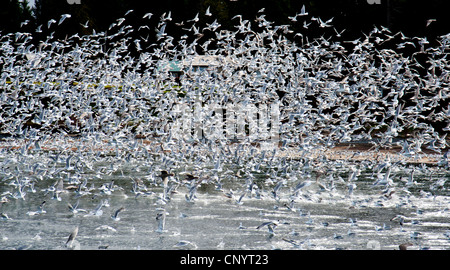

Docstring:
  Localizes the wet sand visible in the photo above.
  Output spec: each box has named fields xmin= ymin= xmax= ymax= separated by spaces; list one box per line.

xmin=277 ymin=143 xmax=443 ymax=165
xmin=1 ymin=137 xmax=444 ymax=166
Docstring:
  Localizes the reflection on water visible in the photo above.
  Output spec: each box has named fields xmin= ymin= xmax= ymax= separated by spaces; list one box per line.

xmin=1 ymin=155 xmax=449 ymax=250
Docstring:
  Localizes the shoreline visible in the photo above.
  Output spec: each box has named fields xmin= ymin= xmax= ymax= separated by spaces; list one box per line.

xmin=1 ymin=137 xmax=445 ymax=166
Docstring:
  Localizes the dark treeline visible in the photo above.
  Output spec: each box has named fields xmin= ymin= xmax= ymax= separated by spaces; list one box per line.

xmin=1 ymin=0 xmax=449 ymax=42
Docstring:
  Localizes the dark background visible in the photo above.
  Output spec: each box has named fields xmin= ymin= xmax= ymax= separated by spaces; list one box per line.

xmin=1 ymin=0 xmax=448 ymax=43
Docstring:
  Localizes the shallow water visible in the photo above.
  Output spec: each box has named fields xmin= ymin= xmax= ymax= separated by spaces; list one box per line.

xmin=1 ymin=156 xmax=449 ymax=250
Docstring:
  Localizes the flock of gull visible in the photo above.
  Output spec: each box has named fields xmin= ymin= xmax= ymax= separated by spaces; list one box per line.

xmin=0 ymin=7 xmax=449 ymax=250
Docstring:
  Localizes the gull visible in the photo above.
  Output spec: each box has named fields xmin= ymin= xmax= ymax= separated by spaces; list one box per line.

xmin=80 ymin=20 xmax=89 ymax=28
xmin=68 ymin=200 xmax=87 ymax=214
xmin=1 ymin=213 xmax=12 ymax=220
xmin=124 ymin=9 xmax=134 ymax=16
xmin=347 ymin=229 xmax=356 ymax=237
xmin=99 ymin=180 xmax=115 ymax=195
xmin=188 ymin=13 xmax=200 ymax=23
xmin=222 ymin=189 xmax=235 ymax=199
xmin=347 ymin=183 xmax=357 ymax=197
xmin=235 ymin=190 xmax=247 ymax=205
xmin=161 ymin=11 xmax=172 ymax=22
xmin=373 ymin=166 xmax=393 ymax=186
xmin=66 ymin=226 xmax=79 ymax=249
xmin=143 ymin=13 xmax=153 ymax=19
xmin=238 ymin=222 xmax=247 ymax=229
xmin=426 ymin=19 xmax=436 ymax=27
xmin=402 ymin=168 xmax=417 ymax=187
xmin=282 ymin=238 xmax=303 ymax=249
xmin=231 ymin=14 xmax=243 ymax=24
xmin=159 ymin=170 xmax=173 ymax=187
xmin=271 ymin=180 xmax=284 ymax=200
xmin=205 ymin=6 xmax=212 ymax=16
xmin=20 ymin=20 xmax=30 ymax=28
xmin=116 ymin=17 xmax=126 ymax=26
xmin=410 ymin=232 xmax=421 ymax=240
xmin=155 ymin=210 xmax=167 ymax=233
xmin=203 ymin=19 xmax=221 ymax=32
xmin=47 ymin=19 xmax=56 ymax=29
xmin=156 ymin=23 xmax=167 ymax=41
xmin=184 ymin=173 xmax=199 ymax=182
xmin=390 ymin=215 xmax=407 ymax=226
xmin=344 ymin=37 xmax=360 ymax=44
xmin=109 ymin=22 xmax=117 ymax=30
xmin=185 ymin=182 xmax=198 ymax=203
xmin=288 ymin=14 xmax=299 ymax=22
xmin=134 ymin=39 xmax=142 ymax=51
xmin=174 ymin=240 xmax=198 ymax=249
xmin=299 ymin=5 xmax=308 ymax=16
xmin=65 ymin=154 xmax=74 ymax=170
xmin=430 ymin=178 xmax=447 ymax=191
xmin=95 ymin=225 xmax=117 ymax=232
xmin=292 ymin=180 xmax=312 ymax=197
xmin=111 ymin=207 xmax=125 ymax=221
xmin=58 ymin=14 xmax=71 ymax=25
xmin=334 ymin=28 xmax=346 ymax=37
xmin=26 ymin=201 xmax=47 ymax=216
xmin=303 ymin=20 xmax=311 ymax=29
xmin=317 ymin=17 xmax=333 ymax=28
xmin=75 ymin=179 xmax=90 ymax=197
xmin=86 ymin=200 xmax=105 ymax=216
xmin=256 ymin=220 xmax=279 ymax=235
xmin=366 ymin=240 xmax=381 ymax=250
xmin=397 ymin=41 xmax=416 ymax=49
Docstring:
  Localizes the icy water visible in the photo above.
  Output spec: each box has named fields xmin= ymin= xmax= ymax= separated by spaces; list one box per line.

xmin=1 ymin=153 xmax=449 ymax=250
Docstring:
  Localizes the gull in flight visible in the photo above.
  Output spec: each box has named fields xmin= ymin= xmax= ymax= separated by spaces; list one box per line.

xmin=47 ymin=19 xmax=56 ymax=28
xmin=143 ymin=13 xmax=153 ymax=19
xmin=257 ymin=220 xmax=280 ymax=235
xmin=59 ymin=14 xmax=72 ymax=25
xmin=66 ymin=226 xmax=79 ymax=249
xmin=205 ymin=6 xmax=212 ymax=16
xmin=111 ymin=207 xmax=125 ymax=221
